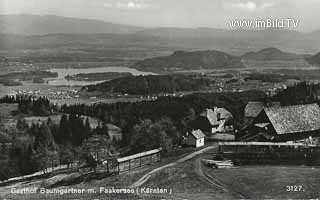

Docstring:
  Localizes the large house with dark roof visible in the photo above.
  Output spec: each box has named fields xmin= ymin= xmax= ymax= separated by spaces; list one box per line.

xmin=189 ymin=107 xmax=234 ymax=135
xmin=241 ymin=103 xmax=320 ymax=142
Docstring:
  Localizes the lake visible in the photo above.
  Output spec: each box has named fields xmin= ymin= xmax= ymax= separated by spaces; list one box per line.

xmin=47 ymin=67 xmax=156 ymax=86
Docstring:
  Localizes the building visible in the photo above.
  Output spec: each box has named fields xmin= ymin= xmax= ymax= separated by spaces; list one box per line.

xmin=116 ymin=148 xmax=161 ymax=172
xmin=244 ymin=101 xmax=265 ymax=122
xmin=241 ymin=103 xmax=320 ymax=142
xmin=244 ymin=101 xmax=281 ymax=125
xmin=106 ymin=124 xmax=123 ymax=141
xmin=186 ymin=129 xmax=205 ymax=147
xmin=190 ymin=107 xmax=234 ymax=134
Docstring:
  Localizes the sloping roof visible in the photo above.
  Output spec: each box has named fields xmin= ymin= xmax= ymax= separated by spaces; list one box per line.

xmin=264 ymin=103 xmax=320 ymax=135
xmin=254 ymin=123 xmax=270 ymax=128
xmin=200 ymin=108 xmax=233 ymax=126
xmin=190 ymin=129 xmax=205 ymax=139
xmin=245 ymin=102 xmax=264 ymax=118
xmin=117 ymin=148 xmax=162 ymax=163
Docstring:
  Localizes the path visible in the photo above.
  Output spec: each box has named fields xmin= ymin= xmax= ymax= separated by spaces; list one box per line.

xmin=131 ymin=145 xmax=217 ymax=188
xmin=194 ymin=158 xmax=247 ymax=199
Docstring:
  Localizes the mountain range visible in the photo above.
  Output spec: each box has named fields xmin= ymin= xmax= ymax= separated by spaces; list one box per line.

xmin=0 ymin=14 xmax=143 ymax=35
xmin=0 ymin=14 xmax=320 ymax=59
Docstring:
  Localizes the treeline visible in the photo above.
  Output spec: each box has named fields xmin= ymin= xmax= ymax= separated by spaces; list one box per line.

xmin=0 ymin=70 xmax=58 ymax=81
xmin=0 ymin=95 xmax=55 ymax=116
xmin=0 ymin=114 xmax=112 ymax=180
xmin=62 ymin=90 xmax=267 ymax=153
xmin=272 ymin=82 xmax=320 ymax=106
xmin=82 ymin=75 xmax=215 ymax=95
xmin=245 ymin=73 xmax=300 ymax=83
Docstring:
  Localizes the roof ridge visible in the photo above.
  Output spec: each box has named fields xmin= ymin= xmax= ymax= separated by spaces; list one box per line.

xmin=265 ymin=103 xmax=319 ymax=111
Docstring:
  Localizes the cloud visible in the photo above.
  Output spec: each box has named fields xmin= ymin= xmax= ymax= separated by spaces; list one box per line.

xmin=228 ymin=1 xmax=275 ymax=12
xmin=238 ymin=1 xmax=257 ymax=11
xmin=103 ymin=0 xmax=150 ymax=10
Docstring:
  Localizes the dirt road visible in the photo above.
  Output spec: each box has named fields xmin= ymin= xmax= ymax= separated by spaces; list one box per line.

xmin=195 ymin=158 xmax=247 ymax=199
xmin=131 ymin=145 xmax=217 ymax=188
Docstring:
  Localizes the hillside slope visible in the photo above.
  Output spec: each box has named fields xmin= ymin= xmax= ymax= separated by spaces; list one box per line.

xmin=307 ymin=52 xmax=320 ymax=66
xmin=241 ymin=48 xmax=307 ymax=61
xmin=133 ymin=50 xmax=244 ymax=73
xmin=81 ymin=75 xmax=215 ymax=95
xmin=0 ymin=14 xmax=144 ymax=35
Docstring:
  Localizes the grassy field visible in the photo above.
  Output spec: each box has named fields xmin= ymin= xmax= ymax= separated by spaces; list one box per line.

xmin=1 ymin=140 xmax=319 ymax=200
xmin=203 ymin=165 xmax=320 ymax=199
xmin=0 ymin=147 xmax=203 ymax=200
xmin=138 ymin=157 xmax=239 ymax=200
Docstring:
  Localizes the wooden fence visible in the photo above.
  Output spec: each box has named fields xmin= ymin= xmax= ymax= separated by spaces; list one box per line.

xmin=217 ymin=142 xmax=320 ymax=165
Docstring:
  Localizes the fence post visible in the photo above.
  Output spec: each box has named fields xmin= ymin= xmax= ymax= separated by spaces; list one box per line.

xmin=129 ymin=160 xmax=131 ymax=170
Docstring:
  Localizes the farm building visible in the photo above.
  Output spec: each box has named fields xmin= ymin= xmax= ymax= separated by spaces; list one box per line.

xmin=244 ymin=101 xmax=280 ymax=125
xmin=186 ymin=129 xmax=205 ymax=147
xmin=240 ymin=103 xmax=320 ymax=142
xmin=190 ymin=107 xmax=234 ymax=134
xmin=107 ymin=123 xmax=122 ymax=141
xmin=115 ymin=148 xmax=161 ymax=172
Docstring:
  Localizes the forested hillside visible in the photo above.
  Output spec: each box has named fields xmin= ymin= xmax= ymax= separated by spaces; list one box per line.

xmin=82 ymin=75 xmax=215 ymax=95
xmin=133 ymin=50 xmax=244 ymax=73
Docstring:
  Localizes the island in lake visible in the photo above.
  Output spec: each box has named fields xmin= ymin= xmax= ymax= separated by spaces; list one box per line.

xmin=65 ymin=72 xmax=133 ymax=82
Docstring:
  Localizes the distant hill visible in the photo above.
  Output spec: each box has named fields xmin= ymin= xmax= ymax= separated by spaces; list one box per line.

xmin=133 ymin=50 xmax=244 ymax=73
xmin=0 ymin=14 xmax=144 ymax=35
xmin=81 ymin=75 xmax=215 ymax=95
xmin=307 ymin=52 xmax=320 ymax=66
xmin=241 ymin=48 xmax=307 ymax=61
xmin=135 ymin=28 xmax=320 ymax=55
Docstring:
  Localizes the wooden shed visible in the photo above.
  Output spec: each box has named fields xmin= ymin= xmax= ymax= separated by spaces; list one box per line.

xmin=116 ymin=148 xmax=161 ymax=172
xmin=186 ymin=129 xmax=205 ymax=148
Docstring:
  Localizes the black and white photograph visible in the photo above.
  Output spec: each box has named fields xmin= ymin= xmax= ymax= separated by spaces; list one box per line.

xmin=0 ymin=0 xmax=320 ymax=199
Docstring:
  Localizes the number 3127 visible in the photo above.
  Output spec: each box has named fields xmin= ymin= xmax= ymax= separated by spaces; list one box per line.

xmin=286 ymin=185 xmax=303 ymax=192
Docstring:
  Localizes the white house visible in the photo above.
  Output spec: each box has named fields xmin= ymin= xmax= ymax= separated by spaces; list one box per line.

xmin=186 ymin=129 xmax=205 ymax=148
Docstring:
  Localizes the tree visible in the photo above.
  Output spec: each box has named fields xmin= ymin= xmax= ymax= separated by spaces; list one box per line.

xmin=84 ymin=118 xmax=92 ymax=138
xmin=59 ymin=144 xmax=75 ymax=168
xmin=57 ymin=114 xmax=71 ymax=144
xmin=81 ymin=134 xmax=112 ymax=172
xmin=129 ymin=118 xmax=178 ymax=154
xmin=31 ymin=123 xmax=59 ymax=173
xmin=16 ymin=119 xmax=28 ymax=131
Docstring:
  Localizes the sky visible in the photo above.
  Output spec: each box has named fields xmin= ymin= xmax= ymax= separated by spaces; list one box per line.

xmin=1 ymin=0 xmax=320 ymax=31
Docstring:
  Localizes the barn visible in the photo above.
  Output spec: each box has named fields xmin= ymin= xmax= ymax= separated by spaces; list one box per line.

xmin=240 ymin=103 xmax=320 ymax=142
xmin=186 ymin=129 xmax=205 ymax=147
xmin=244 ymin=101 xmax=280 ymax=125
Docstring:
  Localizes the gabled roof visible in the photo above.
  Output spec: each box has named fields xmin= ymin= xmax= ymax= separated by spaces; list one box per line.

xmin=200 ymin=107 xmax=233 ymax=126
xmin=245 ymin=101 xmax=264 ymax=118
xmin=190 ymin=129 xmax=205 ymax=139
xmin=245 ymin=101 xmax=280 ymax=118
xmin=264 ymin=103 xmax=320 ymax=135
